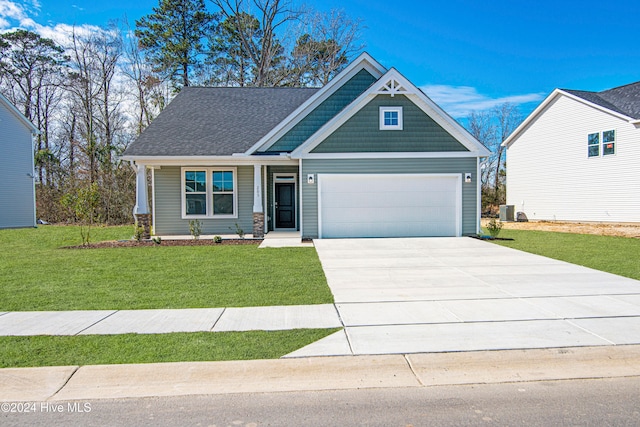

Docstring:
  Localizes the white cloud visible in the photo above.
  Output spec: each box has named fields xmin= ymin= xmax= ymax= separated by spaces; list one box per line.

xmin=0 ymin=0 xmax=31 ymax=29
xmin=421 ymin=84 xmax=545 ymax=118
xmin=0 ymin=1 xmax=103 ymax=47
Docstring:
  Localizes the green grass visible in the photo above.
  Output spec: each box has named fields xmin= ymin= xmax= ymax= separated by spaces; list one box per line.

xmin=0 ymin=225 xmax=333 ymax=311
xmin=487 ymin=229 xmax=640 ymax=280
xmin=0 ymin=329 xmax=340 ymax=368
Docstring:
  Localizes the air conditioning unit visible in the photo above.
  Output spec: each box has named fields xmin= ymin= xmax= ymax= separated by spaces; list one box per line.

xmin=499 ymin=205 xmax=514 ymax=222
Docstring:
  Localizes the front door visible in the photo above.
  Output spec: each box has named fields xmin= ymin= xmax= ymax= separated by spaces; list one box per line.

xmin=275 ymin=182 xmax=296 ymax=229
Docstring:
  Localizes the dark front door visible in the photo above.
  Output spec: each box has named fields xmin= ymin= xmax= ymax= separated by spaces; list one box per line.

xmin=275 ymin=182 xmax=296 ymax=229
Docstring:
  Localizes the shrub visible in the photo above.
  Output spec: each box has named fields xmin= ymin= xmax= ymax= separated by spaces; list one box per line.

xmin=486 ymin=218 xmax=503 ymax=238
xmin=189 ymin=220 xmax=202 ymax=240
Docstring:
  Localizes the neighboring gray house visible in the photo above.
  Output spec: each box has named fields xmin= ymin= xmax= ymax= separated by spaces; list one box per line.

xmin=122 ymin=53 xmax=490 ymax=239
xmin=503 ymin=81 xmax=640 ymax=223
xmin=0 ymin=93 xmax=38 ymax=229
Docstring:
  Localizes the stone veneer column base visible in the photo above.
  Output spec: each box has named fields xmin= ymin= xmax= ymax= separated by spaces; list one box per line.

xmin=135 ymin=213 xmax=152 ymax=240
xmin=253 ymin=213 xmax=265 ymax=238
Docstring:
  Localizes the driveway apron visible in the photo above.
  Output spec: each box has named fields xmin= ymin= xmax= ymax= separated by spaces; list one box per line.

xmin=286 ymin=237 xmax=640 ymax=357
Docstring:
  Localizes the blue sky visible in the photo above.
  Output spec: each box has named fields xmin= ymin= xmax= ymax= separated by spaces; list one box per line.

xmin=2 ymin=0 xmax=639 ymax=119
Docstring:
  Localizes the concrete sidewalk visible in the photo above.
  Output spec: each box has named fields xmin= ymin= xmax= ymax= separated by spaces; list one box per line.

xmin=0 ymin=305 xmax=341 ymax=336
xmin=2 ymin=345 xmax=640 ymax=402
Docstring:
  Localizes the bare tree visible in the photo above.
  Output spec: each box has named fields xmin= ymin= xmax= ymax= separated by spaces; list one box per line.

xmin=290 ymin=9 xmax=364 ymax=86
xmin=0 ymin=29 xmax=68 ymax=185
xmin=212 ymin=0 xmax=302 ymax=86
xmin=492 ymin=103 xmax=520 ymax=195
xmin=467 ymin=103 xmax=521 ymax=213
xmin=121 ymin=20 xmax=168 ymax=134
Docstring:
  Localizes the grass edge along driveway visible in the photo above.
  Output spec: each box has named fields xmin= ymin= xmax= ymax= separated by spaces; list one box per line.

xmin=488 ymin=228 xmax=640 ymax=281
xmin=0 ymin=226 xmax=333 ymax=311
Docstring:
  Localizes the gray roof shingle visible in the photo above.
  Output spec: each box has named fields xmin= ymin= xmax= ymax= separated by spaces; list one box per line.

xmin=123 ymin=86 xmax=319 ymax=157
xmin=564 ymin=81 xmax=640 ymax=120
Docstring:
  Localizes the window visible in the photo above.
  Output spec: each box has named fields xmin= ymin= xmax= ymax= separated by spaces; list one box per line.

xmin=602 ymin=130 xmax=615 ymax=155
xmin=379 ymin=107 xmax=403 ymax=130
xmin=182 ymin=168 xmax=237 ymax=218
xmin=588 ymin=130 xmax=616 ymax=157
xmin=588 ymin=132 xmax=600 ymax=157
xmin=212 ymin=171 xmax=234 ymax=215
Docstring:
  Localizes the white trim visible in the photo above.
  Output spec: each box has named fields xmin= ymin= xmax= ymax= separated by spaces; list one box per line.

xmin=373 ymin=77 xmax=409 ymax=97
xmin=299 ymin=158 xmax=304 ymax=238
xmin=379 ymin=106 xmax=403 ymax=130
xmin=316 ymin=173 xmax=462 ymax=238
xmin=272 ymin=173 xmax=298 ymax=230
xmin=245 ymin=53 xmax=387 ymax=154
xmin=133 ymin=163 xmax=149 ymax=215
xmin=120 ymin=155 xmax=298 ymax=166
xmin=476 ymin=158 xmax=482 ymax=235
xmin=253 ymin=164 xmax=263 ymax=213
xmin=299 ymin=151 xmax=486 ymax=160
xmin=262 ymin=165 xmax=268 ymax=234
xmin=180 ymin=167 xmax=238 ymax=219
xmin=151 ymin=168 xmax=156 ymax=235
xmin=503 ymin=89 xmax=636 ymax=148
xmin=291 ymin=68 xmax=491 ymax=159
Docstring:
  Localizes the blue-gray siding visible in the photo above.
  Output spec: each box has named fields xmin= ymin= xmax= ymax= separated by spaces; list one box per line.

xmin=264 ymin=69 xmax=377 ymax=153
xmin=311 ymin=95 xmax=468 ymax=153
xmin=300 ymin=158 xmax=478 ymax=239
xmin=153 ymin=166 xmax=254 ymax=235
xmin=0 ymin=104 xmax=35 ymax=229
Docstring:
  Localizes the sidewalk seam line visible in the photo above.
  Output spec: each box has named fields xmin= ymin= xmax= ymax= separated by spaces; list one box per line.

xmin=403 ymin=354 xmax=424 ymax=386
xmin=332 ymin=303 xmax=355 ymax=355
xmin=48 ymin=366 xmax=80 ymax=401
xmin=210 ymin=308 xmax=226 ymax=331
xmin=565 ymin=319 xmax=617 ymax=345
xmin=74 ymin=310 xmax=119 ymax=336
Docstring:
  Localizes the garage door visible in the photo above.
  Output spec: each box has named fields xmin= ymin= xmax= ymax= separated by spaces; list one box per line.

xmin=318 ymin=174 xmax=461 ymax=238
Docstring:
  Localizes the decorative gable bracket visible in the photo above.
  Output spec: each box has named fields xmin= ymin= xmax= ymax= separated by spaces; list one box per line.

xmin=374 ymin=77 xmax=408 ymax=97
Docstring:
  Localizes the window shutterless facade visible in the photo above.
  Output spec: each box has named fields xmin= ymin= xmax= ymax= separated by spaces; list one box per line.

xmin=379 ymin=106 xmax=403 ymax=130
xmin=181 ymin=167 xmax=237 ymax=218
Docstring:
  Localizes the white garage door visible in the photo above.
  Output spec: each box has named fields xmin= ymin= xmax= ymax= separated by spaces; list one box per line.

xmin=318 ymin=174 xmax=461 ymax=238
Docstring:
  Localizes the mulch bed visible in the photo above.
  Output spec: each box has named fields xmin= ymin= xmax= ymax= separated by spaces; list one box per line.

xmin=63 ymin=239 xmax=263 ymax=249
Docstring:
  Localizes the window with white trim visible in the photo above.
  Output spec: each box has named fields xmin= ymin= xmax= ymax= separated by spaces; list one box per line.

xmin=379 ymin=106 xmax=403 ymax=130
xmin=587 ymin=130 xmax=616 ymax=157
xmin=182 ymin=167 xmax=237 ymax=218
xmin=602 ymin=130 xmax=615 ymax=155
xmin=587 ymin=132 xmax=600 ymax=157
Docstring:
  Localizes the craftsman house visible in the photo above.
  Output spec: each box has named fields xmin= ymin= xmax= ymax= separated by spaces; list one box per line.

xmin=122 ymin=53 xmax=490 ymax=239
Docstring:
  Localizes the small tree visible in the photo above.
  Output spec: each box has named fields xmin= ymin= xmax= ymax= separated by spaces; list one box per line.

xmin=61 ymin=183 xmax=101 ymax=246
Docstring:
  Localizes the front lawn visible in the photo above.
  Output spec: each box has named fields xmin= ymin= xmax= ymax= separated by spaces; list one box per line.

xmin=488 ymin=229 xmax=640 ymax=281
xmin=0 ymin=329 xmax=339 ymax=368
xmin=0 ymin=226 xmax=333 ymax=311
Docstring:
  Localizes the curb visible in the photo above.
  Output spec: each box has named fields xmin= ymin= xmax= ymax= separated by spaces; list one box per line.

xmin=2 ymin=345 xmax=640 ymax=402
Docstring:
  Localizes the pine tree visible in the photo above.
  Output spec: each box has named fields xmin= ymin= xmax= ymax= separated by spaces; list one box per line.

xmin=135 ymin=0 xmax=215 ymax=88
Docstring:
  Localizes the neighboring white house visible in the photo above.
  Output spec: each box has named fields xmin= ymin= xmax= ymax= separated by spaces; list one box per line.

xmin=503 ymin=81 xmax=640 ymax=223
xmin=0 ymin=93 xmax=39 ymax=229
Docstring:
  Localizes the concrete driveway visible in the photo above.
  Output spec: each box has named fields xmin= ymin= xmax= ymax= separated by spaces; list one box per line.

xmin=286 ymin=237 xmax=640 ymax=357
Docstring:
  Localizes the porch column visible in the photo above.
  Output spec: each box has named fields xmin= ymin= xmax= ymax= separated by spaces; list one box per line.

xmin=252 ymin=164 xmax=265 ymax=238
xmin=133 ymin=162 xmax=151 ymax=239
